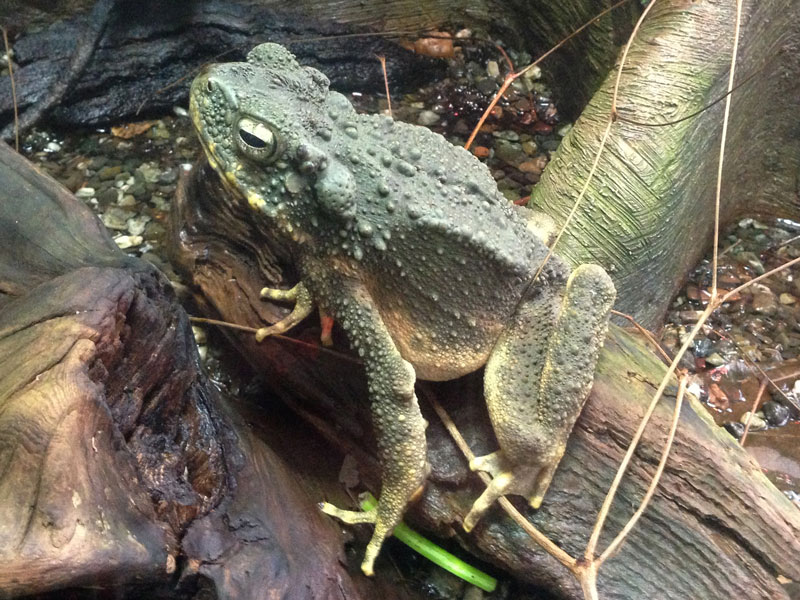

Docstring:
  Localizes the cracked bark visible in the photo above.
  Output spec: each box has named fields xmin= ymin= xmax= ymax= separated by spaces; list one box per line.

xmin=0 ymin=141 xmax=368 ymax=600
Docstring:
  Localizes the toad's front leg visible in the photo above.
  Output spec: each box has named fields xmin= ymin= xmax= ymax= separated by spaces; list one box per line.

xmin=465 ymin=263 xmax=615 ymax=531
xmin=318 ymin=280 xmax=429 ymax=575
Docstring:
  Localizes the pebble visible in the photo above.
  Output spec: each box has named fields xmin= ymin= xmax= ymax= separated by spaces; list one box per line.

xmin=75 ymin=186 xmax=96 ymax=199
xmin=739 ymin=411 xmax=768 ymax=431
xmin=113 ymin=234 xmax=143 ymax=249
xmin=521 ymin=140 xmax=537 ymax=155
xmin=127 ymin=215 xmax=151 ymax=236
xmin=493 ymin=140 xmax=527 ymax=167
xmin=486 ymin=60 xmax=500 ymax=78
xmin=724 ymin=422 xmax=745 ymax=439
xmin=750 ymin=284 xmax=778 ymax=316
xmin=99 ymin=187 xmax=120 ymax=205
xmin=518 ymin=157 xmax=547 ymax=176
xmin=780 ymin=293 xmax=796 ymax=304
xmin=734 ymin=251 xmax=765 ymax=274
xmin=762 ymin=401 xmax=791 ymax=427
xmin=98 ymin=165 xmax=122 ymax=180
xmin=417 ymin=110 xmax=440 ymax=126
xmin=493 ymin=130 xmax=520 ymax=141
xmin=101 ymin=207 xmax=131 ymax=230
xmin=118 ymin=194 xmax=137 ymax=208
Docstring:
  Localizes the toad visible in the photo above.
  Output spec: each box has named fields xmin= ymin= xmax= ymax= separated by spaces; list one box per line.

xmin=189 ymin=43 xmax=615 ymax=575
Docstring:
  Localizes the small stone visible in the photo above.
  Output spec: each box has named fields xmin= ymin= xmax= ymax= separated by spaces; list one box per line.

xmin=705 ymin=352 xmax=726 ymax=366
xmin=557 ymin=123 xmax=573 ymax=137
xmin=750 ymin=283 xmax=778 ymax=315
xmin=89 ymin=156 xmax=108 ymax=170
xmin=101 ymin=207 xmax=131 ymax=230
xmin=541 ymin=139 xmax=561 ymax=152
xmin=518 ymin=156 xmax=547 ymax=176
xmin=75 ymin=187 xmax=96 ymax=199
xmin=98 ymin=165 xmax=122 ymax=180
xmin=113 ymin=234 xmax=143 ymax=249
xmin=521 ymin=140 xmax=537 ymax=155
xmin=127 ymin=215 xmax=151 ymax=236
xmin=158 ymin=168 xmax=178 ymax=184
xmin=118 ymin=194 xmax=137 ymax=208
xmin=137 ymin=163 xmax=161 ymax=184
xmin=45 ymin=141 xmax=61 ymax=153
xmin=417 ymin=110 xmax=440 ymax=127
xmin=471 ymin=146 xmax=490 ymax=159
xmin=98 ymin=187 xmax=120 ymax=205
xmin=692 ymin=338 xmax=714 ymax=358
xmin=733 ymin=251 xmax=765 ymax=274
xmin=493 ymin=140 xmax=527 ymax=167
xmin=780 ymin=293 xmax=796 ymax=304
xmin=476 ymin=77 xmax=497 ymax=95
xmin=521 ymin=64 xmax=542 ymax=81
xmin=762 ymin=401 xmax=790 ymax=427
xmin=486 ymin=60 xmax=500 ymax=78
xmin=740 ymin=411 xmax=768 ymax=431
xmin=150 ymin=194 xmax=170 ymax=211
xmin=724 ymin=422 xmax=745 ymax=439
xmin=492 ymin=130 xmax=520 ymax=141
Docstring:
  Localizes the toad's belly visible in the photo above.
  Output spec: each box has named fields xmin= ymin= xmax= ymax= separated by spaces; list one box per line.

xmin=378 ymin=298 xmax=511 ymax=382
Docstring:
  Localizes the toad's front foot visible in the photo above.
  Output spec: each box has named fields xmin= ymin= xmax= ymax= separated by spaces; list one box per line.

xmin=255 ymin=281 xmax=313 ymax=341
xmin=319 ymin=503 xmax=383 ymax=575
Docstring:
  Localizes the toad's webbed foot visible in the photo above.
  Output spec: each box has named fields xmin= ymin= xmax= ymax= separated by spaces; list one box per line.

xmin=256 ymin=281 xmax=314 ymax=341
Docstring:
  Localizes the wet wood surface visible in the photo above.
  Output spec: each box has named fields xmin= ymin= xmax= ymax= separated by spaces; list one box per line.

xmin=0 ymin=141 xmax=368 ymax=600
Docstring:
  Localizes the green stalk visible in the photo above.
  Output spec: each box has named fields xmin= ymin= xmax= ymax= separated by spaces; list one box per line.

xmin=360 ymin=493 xmax=497 ymax=592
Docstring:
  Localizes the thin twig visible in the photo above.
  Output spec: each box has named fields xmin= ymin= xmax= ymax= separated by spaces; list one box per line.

xmin=463 ymin=0 xmax=633 ymax=151
xmin=610 ymin=310 xmax=671 ymax=364
xmin=711 ymin=0 xmax=744 ymax=298
xmin=597 ymin=374 xmax=686 ymax=565
xmin=188 ymin=315 xmax=360 ymax=364
xmin=739 ymin=379 xmax=767 ymax=446
xmin=376 ymin=55 xmax=392 ymax=117
xmin=424 ymin=389 xmax=577 ymax=569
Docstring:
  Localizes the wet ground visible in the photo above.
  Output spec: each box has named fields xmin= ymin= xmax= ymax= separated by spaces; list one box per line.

xmin=13 ymin=31 xmax=800 ymax=597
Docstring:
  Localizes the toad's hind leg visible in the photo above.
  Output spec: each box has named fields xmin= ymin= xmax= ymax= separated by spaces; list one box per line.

xmin=464 ymin=264 xmax=614 ymax=531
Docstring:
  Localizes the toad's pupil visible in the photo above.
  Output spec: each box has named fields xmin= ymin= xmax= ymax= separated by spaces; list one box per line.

xmin=240 ymin=129 xmax=268 ymax=148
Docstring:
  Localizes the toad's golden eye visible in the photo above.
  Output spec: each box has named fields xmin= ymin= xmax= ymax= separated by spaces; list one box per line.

xmin=235 ymin=117 xmax=280 ymax=163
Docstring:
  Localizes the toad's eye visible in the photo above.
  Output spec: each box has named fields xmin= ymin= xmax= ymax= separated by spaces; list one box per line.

xmin=235 ymin=117 xmax=280 ymax=163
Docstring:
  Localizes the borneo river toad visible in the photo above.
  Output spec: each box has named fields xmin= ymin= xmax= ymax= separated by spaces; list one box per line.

xmin=189 ymin=43 xmax=615 ymax=575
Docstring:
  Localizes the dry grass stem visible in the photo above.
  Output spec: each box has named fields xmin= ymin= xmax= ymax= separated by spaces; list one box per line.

xmin=597 ymin=374 xmax=687 ymax=565
xmin=739 ymin=379 xmax=767 ymax=446
xmin=425 ymin=391 xmax=577 ymax=569
xmin=610 ymin=309 xmax=671 ymax=364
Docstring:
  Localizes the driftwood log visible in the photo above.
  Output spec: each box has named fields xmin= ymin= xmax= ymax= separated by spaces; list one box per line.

xmin=0 ymin=0 xmax=446 ymax=134
xmin=168 ymin=161 xmax=800 ymax=600
xmin=0 ymin=140 xmax=370 ymax=599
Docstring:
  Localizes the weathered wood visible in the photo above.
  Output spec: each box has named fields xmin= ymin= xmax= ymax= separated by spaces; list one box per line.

xmin=0 ymin=141 xmax=366 ymax=600
xmin=0 ymin=0 xmax=446 ymax=133
xmin=169 ymin=162 xmax=800 ymax=599
xmin=531 ymin=0 xmax=800 ymax=328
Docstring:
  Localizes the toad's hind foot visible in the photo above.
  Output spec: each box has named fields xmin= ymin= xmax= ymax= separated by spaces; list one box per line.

xmin=464 ymin=449 xmax=561 ymax=532
xmin=255 ymin=281 xmax=314 ymax=341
